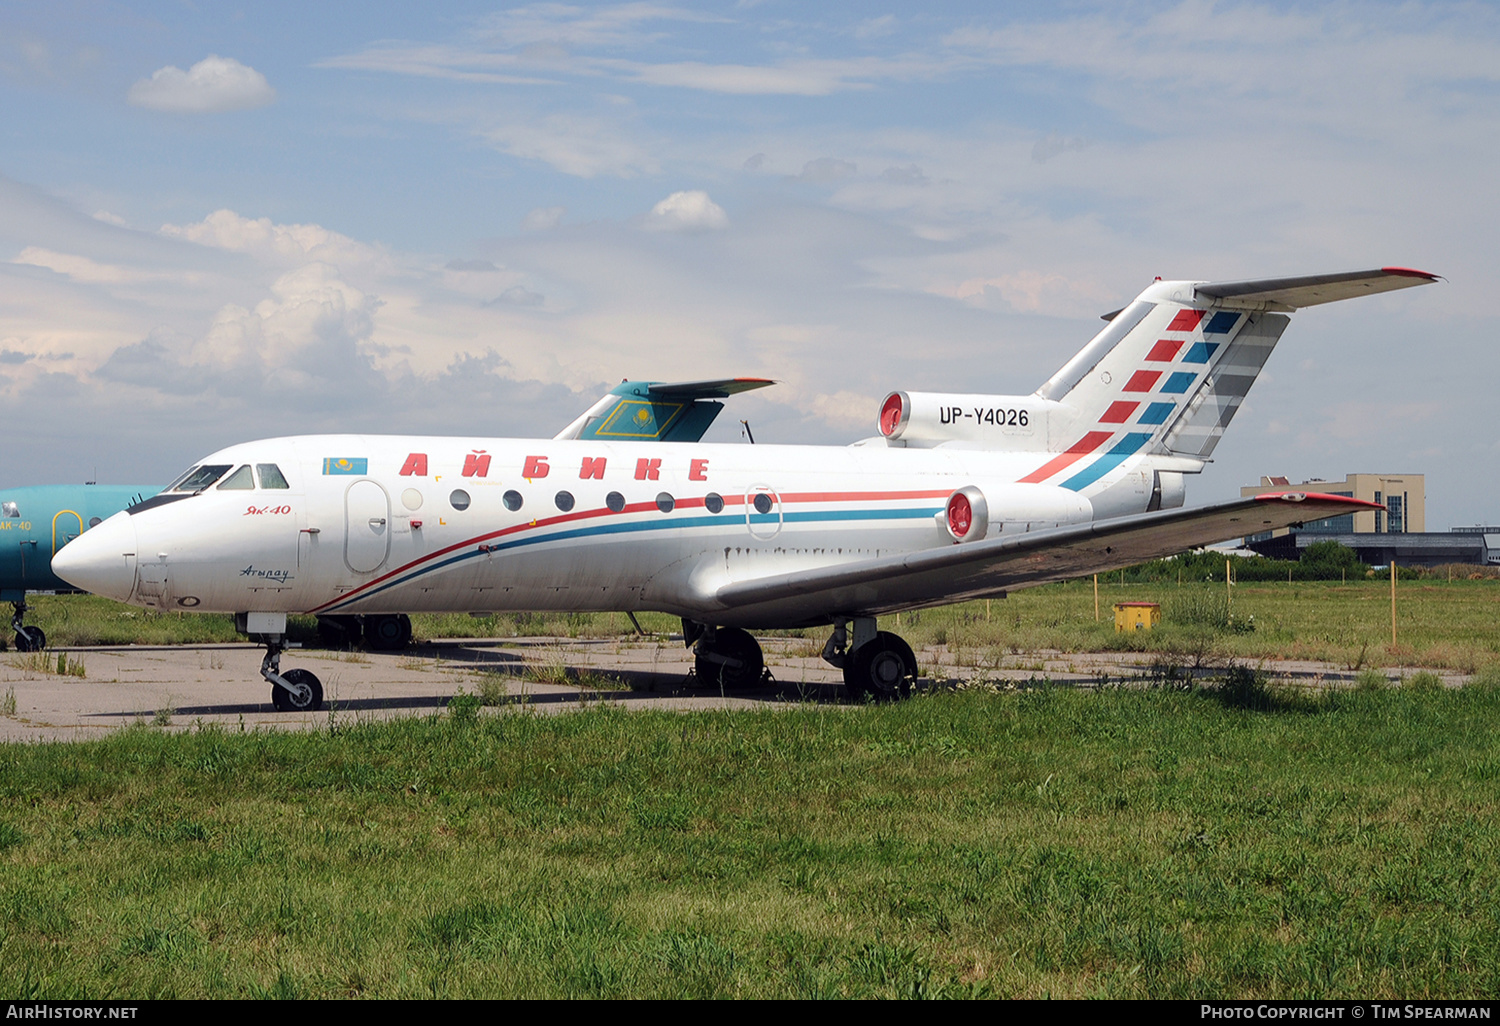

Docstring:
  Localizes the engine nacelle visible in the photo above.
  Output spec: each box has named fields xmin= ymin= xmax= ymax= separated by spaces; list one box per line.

xmin=878 ymin=391 xmax=1051 ymax=447
xmin=931 ymin=482 xmax=1094 ymax=543
xmin=942 ymin=486 xmax=989 ymax=543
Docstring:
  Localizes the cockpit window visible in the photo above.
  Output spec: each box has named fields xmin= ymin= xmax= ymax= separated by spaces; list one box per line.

xmin=256 ymin=464 xmax=290 ymax=489
xmin=170 ymin=465 xmax=233 ymax=492
xmin=1 ymin=501 xmax=17 ymax=518
xmin=217 ymin=465 xmax=255 ymax=490
xmin=163 ymin=466 xmax=199 ymax=492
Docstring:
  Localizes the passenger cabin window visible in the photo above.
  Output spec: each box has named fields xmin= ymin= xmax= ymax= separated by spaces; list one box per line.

xmin=257 ymin=464 xmax=290 ymax=489
xmin=1 ymin=501 xmax=17 ymax=518
xmin=217 ymin=465 xmax=255 ymax=490
xmin=170 ymin=465 xmax=233 ymax=492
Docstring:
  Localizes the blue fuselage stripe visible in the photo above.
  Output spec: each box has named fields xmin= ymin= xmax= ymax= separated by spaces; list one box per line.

xmin=1059 ymin=433 xmax=1153 ymax=492
xmin=327 ymin=505 xmax=943 ymax=609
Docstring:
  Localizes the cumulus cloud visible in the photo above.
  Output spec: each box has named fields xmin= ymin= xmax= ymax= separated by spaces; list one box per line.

xmin=445 ymin=258 xmax=498 ymax=272
xmin=1032 ymin=135 xmax=1088 ymax=163
xmin=645 ymin=191 xmax=728 ymax=231
xmin=127 ymin=55 xmax=276 ymax=114
xmin=794 ymin=158 xmax=857 ymax=183
xmin=160 ymin=209 xmax=374 ymax=267
xmin=880 ymin=164 xmax=928 ymax=185
xmin=521 ymin=206 xmax=565 ymax=231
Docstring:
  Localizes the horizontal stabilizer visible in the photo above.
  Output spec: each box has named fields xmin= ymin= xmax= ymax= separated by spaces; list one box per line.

xmin=554 ymin=378 xmax=776 ymax=443
xmin=1194 ymin=267 xmax=1439 ymax=311
xmin=712 ymin=493 xmax=1378 ymax=623
xmin=646 ymin=378 xmax=775 ymax=399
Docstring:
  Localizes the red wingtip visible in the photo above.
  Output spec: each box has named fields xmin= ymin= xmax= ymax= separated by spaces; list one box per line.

xmin=1254 ymin=491 xmax=1384 ymax=510
xmin=1380 ymin=266 xmax=1440 ymax=281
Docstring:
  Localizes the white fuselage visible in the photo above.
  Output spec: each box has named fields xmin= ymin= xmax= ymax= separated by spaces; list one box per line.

xmin=64 ymin=433 xmax=1172 ymax=628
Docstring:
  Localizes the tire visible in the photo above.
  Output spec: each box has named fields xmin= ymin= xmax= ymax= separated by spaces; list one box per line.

xmin=270 ymin=667 xmax=324 ymax=712
xmin=844 ymin=631 xmax=916 ymax=701
xmin=317 ymin=615 xmax=361 ymax=648
xmin=364 ymin=614 xmax=412 ymax=650
xmin=693 ymin=627 xmax=765 ymax=689
xmin=14 ymin=627 xmax=45 ymax=653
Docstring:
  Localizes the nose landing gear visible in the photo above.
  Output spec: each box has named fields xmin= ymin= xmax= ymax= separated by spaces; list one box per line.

xmin=262 ymin=638 xmax=324 ymax=712
xmin=11 ymin=601 xmax=45 ymax=652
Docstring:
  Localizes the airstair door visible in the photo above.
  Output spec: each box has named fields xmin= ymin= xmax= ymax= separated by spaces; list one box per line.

xmin=344 ymin=480 xmax=391 ymax=573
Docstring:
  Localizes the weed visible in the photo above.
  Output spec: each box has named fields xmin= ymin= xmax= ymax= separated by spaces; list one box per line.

xmin=1403 ymin=671 xmax=1444 ymax=691
xmin=152 ymin=699 xmax=175 ymax=727
xmin=476 ymin=673 xmax=514 ymax=706
xmin=448 ymin=689 xmax=482 ymax=724
xmin=1 ymin=686 xmax=14 ymax=716
xmin=1355 ymin=668 xmax=1389 ymax=691
xmin=1212 ymin=664 xmax=1274 ymax=710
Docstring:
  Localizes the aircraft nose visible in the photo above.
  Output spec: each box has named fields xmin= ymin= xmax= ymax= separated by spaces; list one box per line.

xmin=52 ymin=510 xmax=138 ymax=602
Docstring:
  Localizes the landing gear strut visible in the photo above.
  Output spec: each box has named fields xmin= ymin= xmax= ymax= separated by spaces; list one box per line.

xmin=11 ymin=600 xmax=45 ymax=653
xmin=683 ymin=620 xmax=765 ymax=688
xmin=825 ymin=618 xmax=917 ymax=701
xmin=261 ymin=635 xmax=324 ymax=712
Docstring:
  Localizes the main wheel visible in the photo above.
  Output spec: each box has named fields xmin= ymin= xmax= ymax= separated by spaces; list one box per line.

xmin=843 ymin=631 xmax=917 ymax=701
xmin=14 ymin=627 xmax=45 ymax=653
xmin=270 ymin=668 xmax=324 ymax=712
xmin=364 ymin=614 xmax=412 ymax=650
xmin=317 ymin=615 xmax=361 ymax=648
xmin=694 ymin=627 xmax=765 ymax=689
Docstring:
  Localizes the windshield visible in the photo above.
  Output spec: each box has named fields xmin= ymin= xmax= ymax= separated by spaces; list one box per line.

xmin=216 ymin=465 xmax=255 ymax=490
xmin=170 ymin=465 xmax=233 ymax=492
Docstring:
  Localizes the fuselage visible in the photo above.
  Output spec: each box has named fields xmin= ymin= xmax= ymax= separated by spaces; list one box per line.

xmin=54 ymin=434 xmax=1179 ymax=628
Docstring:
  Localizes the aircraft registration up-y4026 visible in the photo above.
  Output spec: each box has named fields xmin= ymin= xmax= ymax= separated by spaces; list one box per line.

xmin=54 ymin=267 xmax=1438 ymax=710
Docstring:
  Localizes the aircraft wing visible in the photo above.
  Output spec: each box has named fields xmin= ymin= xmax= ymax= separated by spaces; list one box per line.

xmin=711 ymin=492 xmax=1378 ymax=623
xmin=1193 ymin=267 xmax=1439 ymax=310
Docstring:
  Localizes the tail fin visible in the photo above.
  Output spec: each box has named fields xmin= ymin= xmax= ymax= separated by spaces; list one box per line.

xmin=554 ymin=378 xmax=774 ymax=442
xmin=1035 ymin=267 xmax=1437 ymax=464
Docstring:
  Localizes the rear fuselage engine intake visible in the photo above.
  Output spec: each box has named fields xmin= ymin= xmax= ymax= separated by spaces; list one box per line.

xmin=878 ymin=390 xmax=1051 ymax=448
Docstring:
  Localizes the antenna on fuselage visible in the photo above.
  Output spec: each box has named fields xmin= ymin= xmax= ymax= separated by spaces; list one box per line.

xmin=740 ymin=419 xmax=755 ymax=444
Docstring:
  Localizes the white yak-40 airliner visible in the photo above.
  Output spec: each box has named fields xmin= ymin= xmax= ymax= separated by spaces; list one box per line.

xmin=54 ymin=268 xmax=1436 ymax=710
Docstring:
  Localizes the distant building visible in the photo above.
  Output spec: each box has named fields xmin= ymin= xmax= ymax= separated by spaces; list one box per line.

xmin=1240 ymin=473 xmax=1496 ymax=567
xmin=1241 ymin=473 xmax=1424 ymax=538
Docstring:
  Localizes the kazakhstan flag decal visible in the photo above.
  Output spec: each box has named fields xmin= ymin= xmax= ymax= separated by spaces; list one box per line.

xmin=322 ymin=457 xmax=368 ymax=475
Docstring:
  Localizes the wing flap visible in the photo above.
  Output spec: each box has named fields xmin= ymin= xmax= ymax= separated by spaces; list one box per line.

xmin=712 ymin=493 xmax=1379 ymax=622
xmin=1194 ymin=267 xmax=1439 ymax=310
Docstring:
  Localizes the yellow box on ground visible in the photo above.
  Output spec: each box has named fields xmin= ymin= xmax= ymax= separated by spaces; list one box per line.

xmin=1114 ymin=602 xmax=1161 ymax=632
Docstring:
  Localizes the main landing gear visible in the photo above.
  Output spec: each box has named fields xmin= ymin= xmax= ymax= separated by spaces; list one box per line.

xmin=822 ymin=618 xmax=918 ymax=701
xmin=315 ymin=613 xmax=413 ymax=651
xmin=681 ymin=616 xmax=920 ymax=700
xmin=683 ymin=620 xmax=766 ymax=688
xmin=11 ymin=600 xmax=45 ymax=653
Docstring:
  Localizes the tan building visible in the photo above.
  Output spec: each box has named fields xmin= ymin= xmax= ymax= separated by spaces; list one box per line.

xmin=1241 ymin=473 xmax=1425 ymax=539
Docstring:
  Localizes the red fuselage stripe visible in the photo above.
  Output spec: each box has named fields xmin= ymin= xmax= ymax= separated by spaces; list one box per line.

xmin=306 ymin=486 xmax=955 ymax=613
xmin=1017 ymin=431 xmax=1112 ymax=484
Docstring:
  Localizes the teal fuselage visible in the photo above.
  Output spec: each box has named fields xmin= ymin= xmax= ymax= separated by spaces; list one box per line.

xmin=0 ymin=485 xmax=156 ymax=601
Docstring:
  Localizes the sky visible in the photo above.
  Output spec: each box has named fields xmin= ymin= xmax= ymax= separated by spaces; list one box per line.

xmin=1 ymin=1 xmax=1496 ymax=528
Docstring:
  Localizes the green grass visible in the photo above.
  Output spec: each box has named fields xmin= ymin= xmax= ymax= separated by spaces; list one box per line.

xmin=14 ymin=577 xmax=1500 ymax=674
xmin=1 ymin=683 xmax=1499 ymax=998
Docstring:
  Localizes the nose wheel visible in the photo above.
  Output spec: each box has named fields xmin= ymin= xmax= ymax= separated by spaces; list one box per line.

xmin=11 ymin=601 xmax=45 ymax=652
xmin=260 ymin=637 xmax=324 ymax=712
